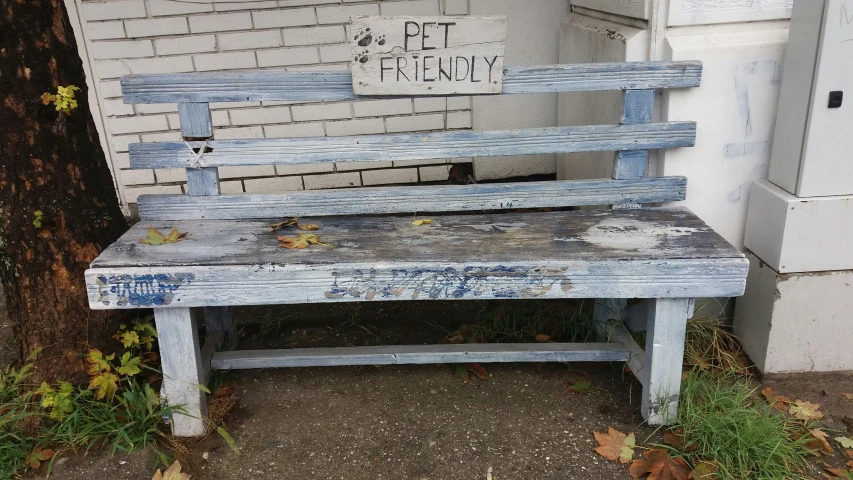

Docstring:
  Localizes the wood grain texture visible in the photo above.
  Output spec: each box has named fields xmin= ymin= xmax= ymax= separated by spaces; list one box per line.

xmin=137 ymin=178 xmax=687 ymax=220
xmin=85 ymin=209 xmax=747 ymax=309
xmin=128 ymin=123 xmax=697 ymax=169
xmin=211 ymin=343 xmax=630 ymax=369
xmin=643 ymin=298 xmax=691 ymax=426
xmin=186 ymin=169 xmax=220 ymax=196
xmin=153 ymin=307 xmax=207 ymax=436
xmin=199 ymin=331 xmax=224 ymax=384
xmin=119 ymin=62 xmax=703 ymax=103
xmin=350 ymin=16 xmax=506 ymax=95
xmin=204 ymin=306 xmax=236 ymax=348
xmin=613 ymin=90 xmax=655 ymax=181
xmin=179 ymin=103 xmax=220 ymax=196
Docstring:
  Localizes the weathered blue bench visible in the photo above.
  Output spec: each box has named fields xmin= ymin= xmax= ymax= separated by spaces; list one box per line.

xmin=86 ymin=61 xmax=748 ymax=436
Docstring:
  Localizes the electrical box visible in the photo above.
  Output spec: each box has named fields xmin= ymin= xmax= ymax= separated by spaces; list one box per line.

xmin=769 ymin=0 xmax=853 ymax=197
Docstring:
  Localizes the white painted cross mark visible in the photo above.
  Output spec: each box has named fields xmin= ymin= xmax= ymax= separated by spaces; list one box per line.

xmin=350 ymin=15 xmax=507 ymax=95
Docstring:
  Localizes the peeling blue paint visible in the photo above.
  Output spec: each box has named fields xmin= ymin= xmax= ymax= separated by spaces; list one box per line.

xmin=96 ymin=273 xmax=195 ymax=307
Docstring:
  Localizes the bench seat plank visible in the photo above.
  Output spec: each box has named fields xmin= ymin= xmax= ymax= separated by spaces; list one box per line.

xmin=86 ymin=208 xmax=747 ymax=309
xmin=137 ymin=177 xmax=688 ymax=220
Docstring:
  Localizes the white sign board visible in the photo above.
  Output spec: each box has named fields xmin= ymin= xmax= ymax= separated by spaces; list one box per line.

xmin=350 ymin=16 xmax=507 ymax=96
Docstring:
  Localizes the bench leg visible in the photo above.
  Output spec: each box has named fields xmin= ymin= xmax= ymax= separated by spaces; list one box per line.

xmin=204 ymin=306 xmax=237 ymax=349
xmin=593 ymin=298 xmax=627 ymax=339
xmin=642 ymin=298 xmax=691 ymax=426
xmin=154 ymin=307 xmax=208 ymax=437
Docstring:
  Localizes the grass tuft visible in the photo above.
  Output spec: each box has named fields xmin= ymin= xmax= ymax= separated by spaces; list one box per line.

xmin=675 ymin=370 xmax=812 ymax=480
xmin=474 ymin=300 xmax=597 ymax=343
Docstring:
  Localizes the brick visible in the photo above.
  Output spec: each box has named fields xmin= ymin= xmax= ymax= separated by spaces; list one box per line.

xmin=353 ymin=98 xmax=412 ymax=117
xmin=447 ymin=96 xmax=471 ymax=109
xmin=167 ymin=110 xmax=229 ymax=129
xmin=230 ymin=106 xmax=292 ymax=126
xmin=393 ymin=158 xmax=448 ymax=167
xmin=362 ymin=167 xmax=419 ymax=185
xmin=385 ymin=114 xmax=444 ymax=133
xmin=318 ymin=43 xmax=350 ymax=63
xmin=219 ymin=30 xmax=283 ymax=51
xmin=336 ymin=160 xmax=392 ymax=171
xmin=303 ymin=172 xmax=360 ymax=189
xmin=155 ymin=168 xmax=187 ymax=183
xmin=215 ymin=126 xmax=265 ymax=139
xmin=256 ymin=46 xmax=319 ymax=67
xmin=95 ymin=60 xmax=131 ymax=78
xmin=220 ymin=180 xmax=244 ymax=193
xmin=193 ymin=51 xmax=257 ymax=71
xmin=82 ymin=1 xmax=146 ymax=21
xmin=124 ymin=185 xmax=183 ymax=203
xmin=287 ymin=63 xmax=348 ymax=72
xmin=380 ymin=0 xmax=439 ymax=15
xmin=112 ymin=134 xmax=140 ymax=153
xmin=414 ymin=97 xmax=446 ymax=113
xmin=189 ymin=12 xmax=252 ymax=33
xmin=252 ymin=8 xmax=316 ymax=28
xmin=121 ymin=169 xmax=155 ymax=185
xmin=447 ymin=110 xmax=471 ymax=129
xmin=87 ymin=21 xmax=125 ymax=40
xmin=99 ymin=80 xmax=123 ymax=98
xmin=215 ymin=1 xmax=278 ymax=11
xmin=243 ymin=176 xmax=304 ymax=193
xmin=125 ymin=17 xmax=189 ymax=38
xmin=264 ymin=122 xmax=325 ymax=137
xmin=128 ymin=55 xmax=194 ymax=74
xmin=317 ymin=4 xmax=379 ymax=24
xmin=279 ymin=0 xmax=333 ymax=5
xmin=103 ymin=98 xmax=134 ymax=116
xmin=113 ymin=153 xmax=131 ymax=169
xmin=155 ymin=35 xmax=216 ymax=55
xmin=276 ymin=163 xmax=334 ymax=175
xmin=110 ymin=115 xmax=169 ymax=134
xmin=419 ymin=164 xmax=451 ymax=181
xmin=283 ymin=25 xmax=344 ymax=45
xmin=219 ymin=165 xmax=276 ymax=178
xmin=148 ymin=0 xmax=213 ymax=16
xmin=210 ymin=101 xmax=261 ymax=109
xmin=444 ymin=0 xmax=469 ymax=15
xmin=90 ymin=39 xmax=153 ymax=59
xmin=138 ymin=103 xmax=178 ymax=114
xmin=141 ymin=131 xmax=182 ymax=142
xmin=325 ymin=118 xmax=383 ymax=136
xmin=291 ymin=102 xmax=351 ymax=121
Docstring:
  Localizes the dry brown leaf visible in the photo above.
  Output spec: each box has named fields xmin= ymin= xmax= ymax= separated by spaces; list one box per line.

xmin=823 ymin=464 xmax=853 ymax=480
xmin=593 ymin=427 xmax=635 ymax=464
xmin=297 ymin=223 xmax=319 ymax=231
xmin=846 ymin=450 xmax=853 ymax=460
xmin=152 ymin=460 xmax=191 ymax=480
xmin=278 ymin=233 xmax=333 ymax=249
xmin=801 ymin=427 xmax=833 ymax=455
xmin=689 ymin=461 xmax=718 ymax=479
xmin=663 ymin=429 xmax=697 ymax=452
xmin=789 ymin=400 xmax=823 ymax=421
xmin=535 ymin=334 xmax=550 ymax=343
xmin=843 ymin=393 xmax=853 ymax=401
xmin=466 ymin=363 xmax=488 ymax=380
xmin=761 ymin=387 xmax=792 ymax=411
xmin=629 ymin=449 xmax=691 ymax=480
xmin=269 ymin=218 xmax=298 ymax=232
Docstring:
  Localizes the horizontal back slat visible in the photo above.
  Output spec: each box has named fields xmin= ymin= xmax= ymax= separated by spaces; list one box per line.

xmin=120 ymin=62 xmax=702 ymax=103
xmin=137 ymin=177 xmax=687 ymax=220
xmin=130 ymin=122 xmax=696 ymax=169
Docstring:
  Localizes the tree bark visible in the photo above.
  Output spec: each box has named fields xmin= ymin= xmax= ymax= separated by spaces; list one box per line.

xmin=0 ymin=0 xmax=130 ymax=382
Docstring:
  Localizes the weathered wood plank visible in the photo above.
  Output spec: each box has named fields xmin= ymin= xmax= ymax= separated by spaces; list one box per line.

xmin=128 ymin=123 xmax=697 ymax=169
xmin=613 ymin=90 xmax=655 ymax=181
xmin=204 ymin=306 xmax=236 ymax=348
xmin=607 ymin=321 xmax=646 ymax=388
xmin=137 ymin=178 xmax=687 ymax=220
xmin=120 ymin=62 xmax=703 ymax=103
xmin=178 ymin=102 xmax=220 ymax=196
xmin=643 ymin=298 xmax=691 ymax=426
xmin=200 ymin=331 xmax=224 ymax=384
xmin=211 ymin=343 xmax=629 ymax=369
xmin=153 ymin=307 xmax=207 ymax=436
xmin=350 ymin=16 xmax=507 ymax=95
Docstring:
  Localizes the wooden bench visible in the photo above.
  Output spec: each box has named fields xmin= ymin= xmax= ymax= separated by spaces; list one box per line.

xmin=86 ymin=61 xmax=748 ymax=436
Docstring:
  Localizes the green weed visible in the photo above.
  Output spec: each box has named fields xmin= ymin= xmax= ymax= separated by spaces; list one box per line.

xmin=474 ymin=300 xmax=597 ymax=343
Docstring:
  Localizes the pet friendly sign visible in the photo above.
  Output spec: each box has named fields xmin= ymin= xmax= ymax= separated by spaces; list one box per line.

xmin=350 ymin=16 xmax=507 ymax=95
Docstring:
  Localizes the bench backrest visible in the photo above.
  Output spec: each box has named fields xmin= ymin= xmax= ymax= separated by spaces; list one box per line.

xmin=121 ymin=62 xmax=702 ymax=221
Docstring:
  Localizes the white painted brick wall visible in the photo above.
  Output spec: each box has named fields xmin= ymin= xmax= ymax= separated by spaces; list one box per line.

xmin=77 ymin=0 xmax=476 ymax=208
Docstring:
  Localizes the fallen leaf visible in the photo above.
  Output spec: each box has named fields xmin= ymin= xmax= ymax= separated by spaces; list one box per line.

xmin=847 ymin=449 xmax=853 ymax=460
xmin=412 ymin=219 xmax=432 ymax=226
xmin=801 ymin=427 xmax=832 ymax=455
xmin=593 ymin=427 xmax=635 ymax=464
xmin=152 ymin=460 xmax=191 ymax=480
xmin=466 ymin=363 xmax=488 ymax=380
xmin=761 ymin=387 xmax=792 ymax=411
xmin=25 ymin=446 xmax=54 ymax=469
xmin=535 ymin=334 xmax=550 ymax=343
xmin=689 ymin=461 xmax=717 ymax=479
xmin=789 ymin=400 xmax=823 ymax=421
xmin=297 ymin=223 xmax=319 ymax=231
xmin=278 ymin=233 xmax=333 ymax=249
xmin=568 ymin=379 xmax=591 ymax=394
xmin=454 ymin=365 xmax=469 ymax=383
xmin=269 ymin=218 xmax=298 ymax=232
xmin=836 ymin=437 xmax=853 ymax=449
xmin=663 ymin=429 xmax=697 ymax=452
xmin=843 ymin=393 xmax=853 ymax=401
xmin=629 ymin=449 xmax=691 ymax=480
xmin=824 ymin=464 xmax=853 ymax=480
xmin=139 ymin=226 xmax=187 ymax=245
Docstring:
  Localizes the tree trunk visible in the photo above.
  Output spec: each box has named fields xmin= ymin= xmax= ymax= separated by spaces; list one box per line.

xmin=0 ymin=0 xmax=130 ymax=383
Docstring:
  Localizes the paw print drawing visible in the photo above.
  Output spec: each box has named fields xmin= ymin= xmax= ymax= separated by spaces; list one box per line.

xmin=375 ymin=34 xmax=386 ymax=46
xmin=354 ymin=28 xmax=373 ymax=47
xmin=353 ymin=50 xmax=369 ymax=64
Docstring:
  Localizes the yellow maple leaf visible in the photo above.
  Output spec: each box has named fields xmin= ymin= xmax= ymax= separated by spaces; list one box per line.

xmin=789 ymin=400 xmax=823 ymax=421
xmin=86 ymin=349 xmax=114 ymax=375
xmin=89 ymin=372 xmax=119 ymax=400
xmin=593 ymin=427 xmax=635 ymax=464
